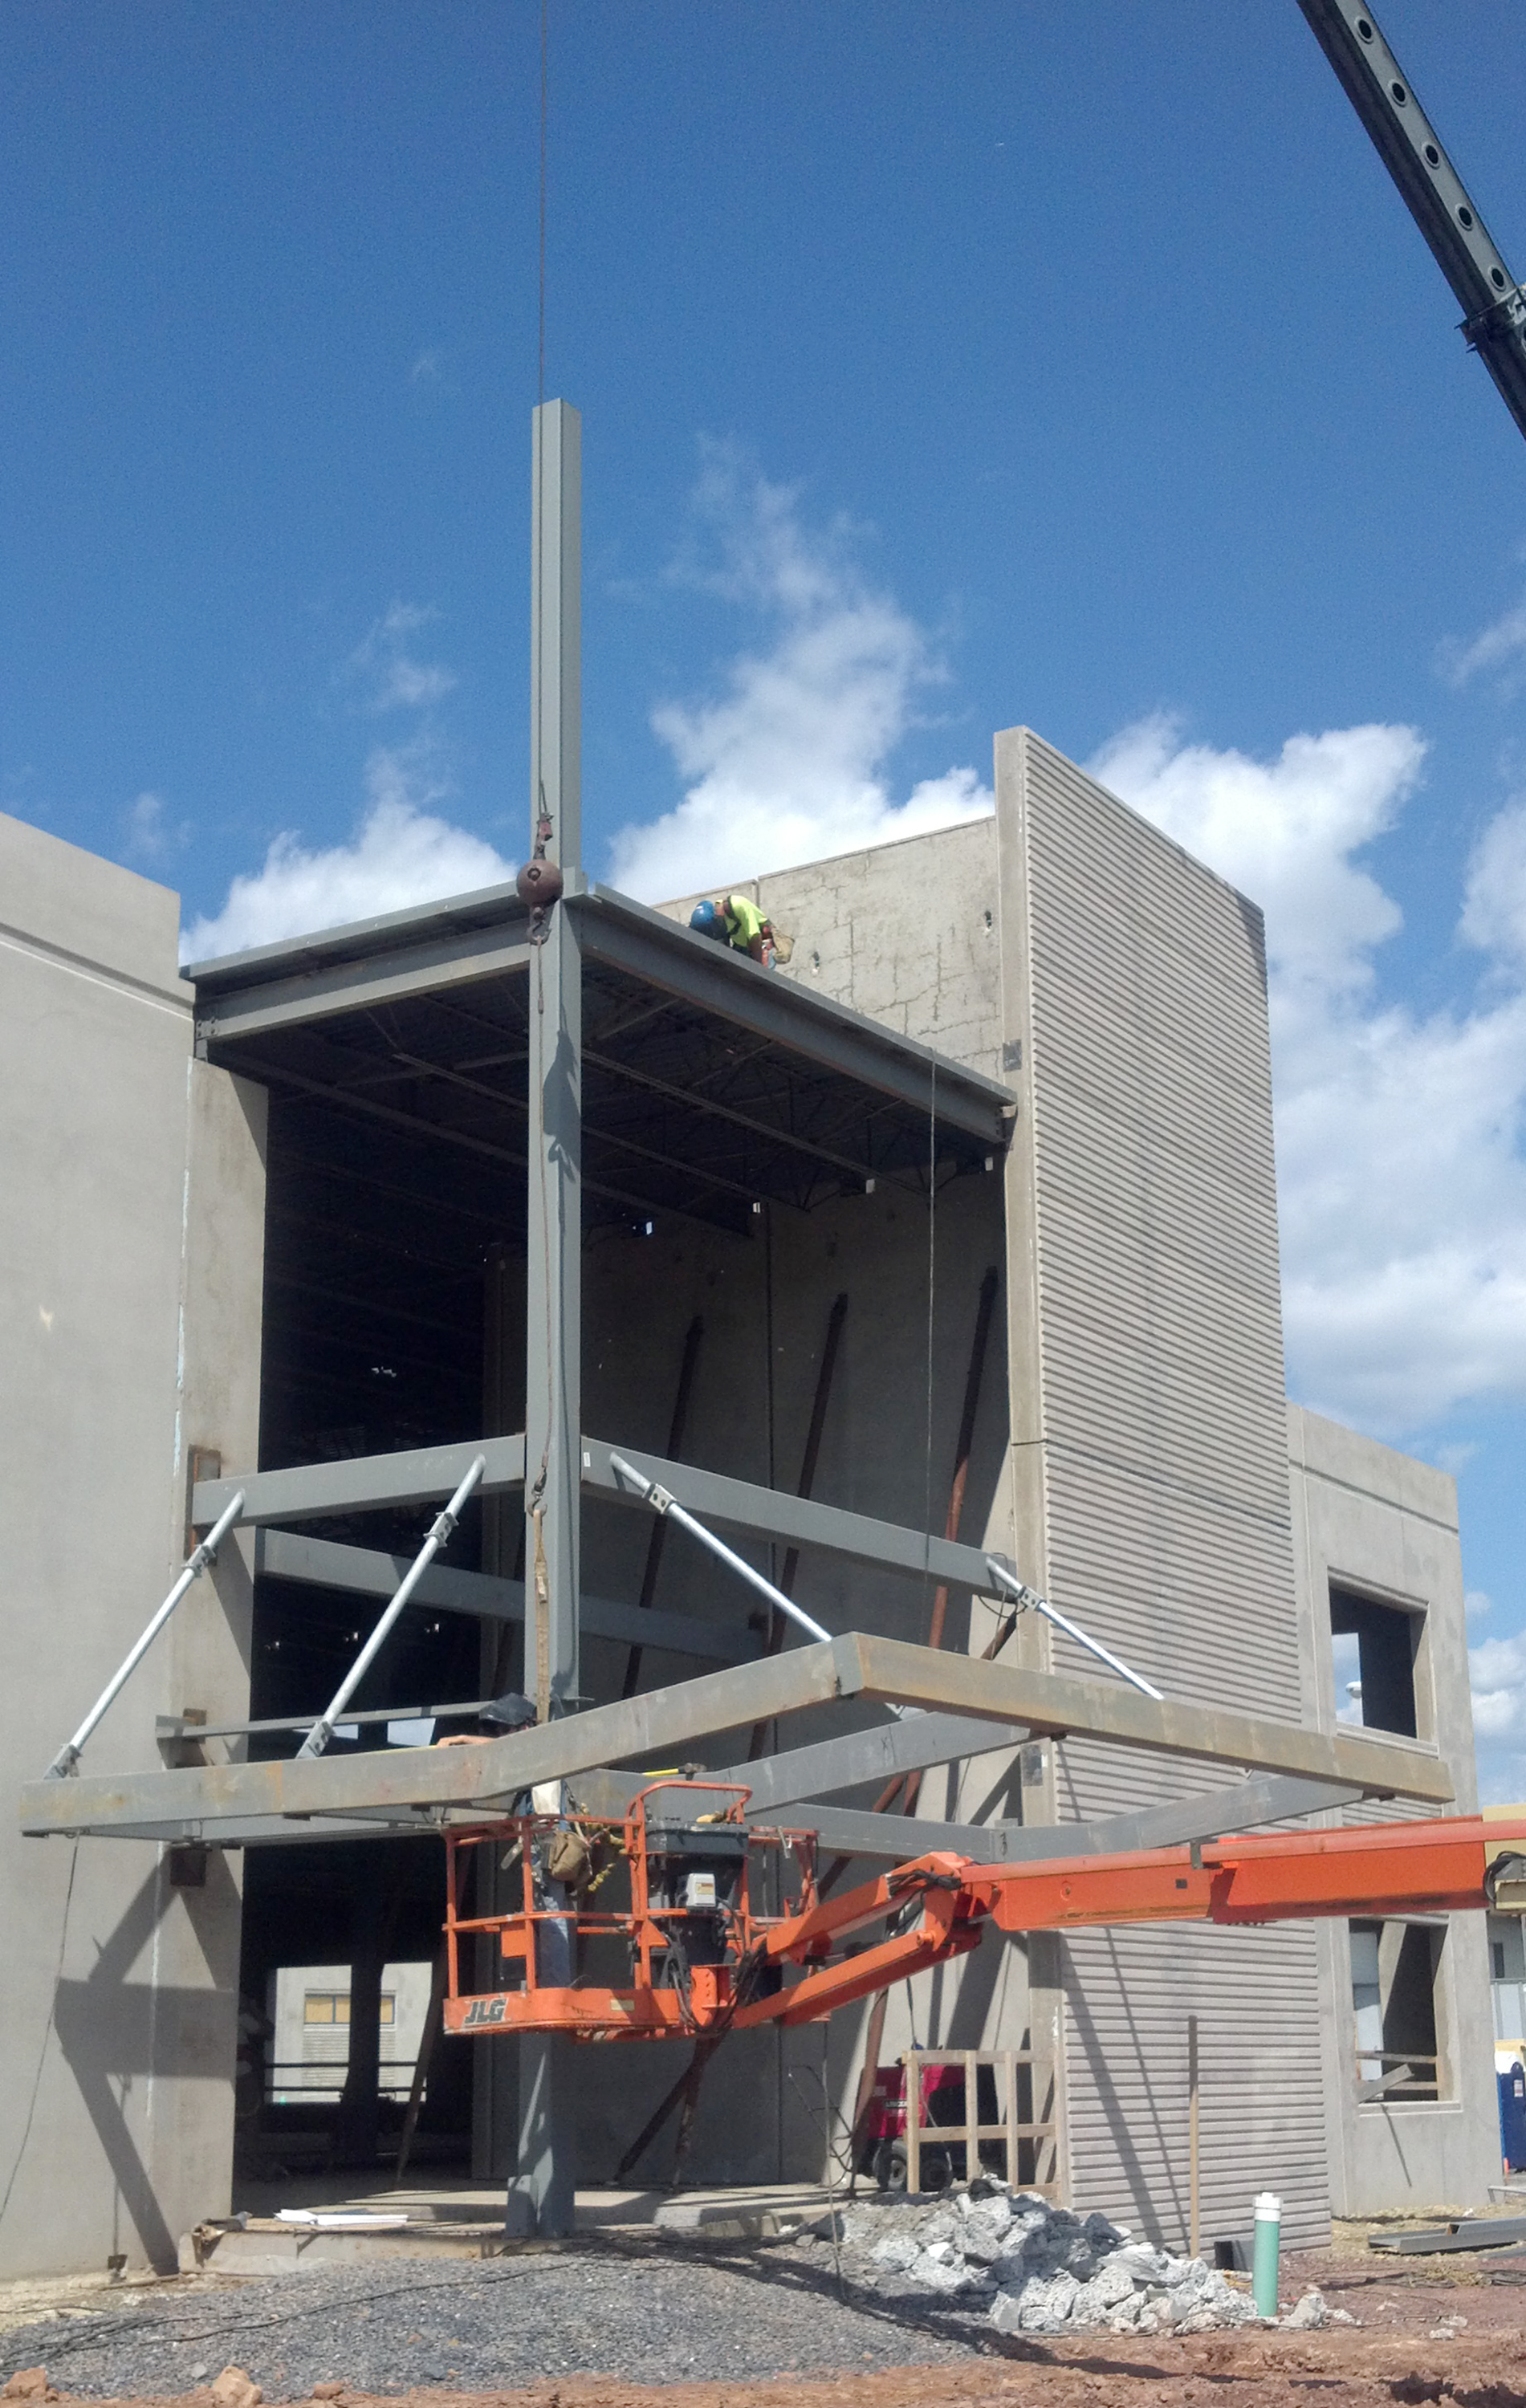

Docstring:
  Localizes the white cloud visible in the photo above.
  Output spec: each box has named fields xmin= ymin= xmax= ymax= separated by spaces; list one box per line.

xmin=348 ymin=602 xmax=457 ymax=713
xmin=181 ymin=745 xmax=511 ymax=962
xmin=1441 ymin=591 xmax=1526 ymax=691
xmin=607 ymin=454 xmax=991 ymax=901
xmin=1469 ymin=1636 xmax=1526 ymax=1800
xmin=124 ymin=790 xmax=177 ymax=863
xmin=1461 ymin=799 xmax=1526 ymax=969
xmin=1467 ymin=1589 xmax=1494 ymax=1622
xmin=1092 ymin=717 xmax=1526 ymax=1434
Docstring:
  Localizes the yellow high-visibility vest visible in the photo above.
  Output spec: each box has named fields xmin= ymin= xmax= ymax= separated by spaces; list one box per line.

xmin=722 ymin=894 xmax=767 ymax=950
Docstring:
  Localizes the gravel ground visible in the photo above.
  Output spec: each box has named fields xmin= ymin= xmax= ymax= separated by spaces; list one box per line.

xmin=0 ymin=2243 xmax=997 ymax=2399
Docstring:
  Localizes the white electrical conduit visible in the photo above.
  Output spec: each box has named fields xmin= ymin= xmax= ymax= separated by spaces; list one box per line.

xmin=983 ymin=1557 xmax=1163 ymax=1702
xmin=297 ymin=1454 xmax=486 ymax=1760
xmin=45 ymin=1487 xmax=248 ymax=1779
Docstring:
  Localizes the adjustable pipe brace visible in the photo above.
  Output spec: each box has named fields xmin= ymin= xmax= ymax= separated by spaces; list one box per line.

xmin=983 ymin=1556 xmax=1163 ymax=1702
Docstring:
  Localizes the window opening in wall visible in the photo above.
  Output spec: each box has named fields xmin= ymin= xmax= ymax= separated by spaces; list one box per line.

xmin=1350 ymin=1919 xmax=1445 ymax=2101
xmin=1330 ymin=1584 xmax=1421 ymax=1736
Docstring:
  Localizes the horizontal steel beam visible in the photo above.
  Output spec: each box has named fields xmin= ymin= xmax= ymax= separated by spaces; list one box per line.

xmin=572 ymin=887 xmax=1014 ymax=1149
xmin=195 ymin=1438 xmax=527 ymax=1529
xmin=20 ymin=1638 xmax=862 ymax=1838
xmin=19 ymin=1633 xmax=1450 ymax=1845
xmin=768 ymin=1771 xmax=1361 ymax=1868
xmin=723 ymin=1710 xmax=1022 ymax=1812
xmin=254 ymin=1530 xmax=755 ymax=1665
xmin=997 ymin=1772 xmax=1364 ymax=1863
xmin=840 ymin=1634 xmax=1453 ymax=1804
xmin=584 ymin=1439 xmax=1004 ymax=1593
xmin=194 ymin=926 xmax=531 ymax=1045
xmin=200 ymin=1434 xmax=1000 ymax=1600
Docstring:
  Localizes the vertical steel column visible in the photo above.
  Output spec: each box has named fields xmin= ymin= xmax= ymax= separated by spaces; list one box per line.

xmin=515 ymin=397 xmax=583 ymax=2241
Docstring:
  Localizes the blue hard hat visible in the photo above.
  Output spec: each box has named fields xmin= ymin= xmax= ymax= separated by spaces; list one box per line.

xmin=690 ymin=900 xmax=722 ymax=935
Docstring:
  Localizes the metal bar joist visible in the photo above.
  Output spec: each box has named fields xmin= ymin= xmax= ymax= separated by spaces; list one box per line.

xmin=253 ymin=1531 xmax=755 ymax=1665
xmin=572 ymin=885 xmax=1013 ymax=1151
xmin=20 ymin=1629 xmax=1452 ymax=1843
xmin=1295 ymin=0 xmax=1526 ymax=441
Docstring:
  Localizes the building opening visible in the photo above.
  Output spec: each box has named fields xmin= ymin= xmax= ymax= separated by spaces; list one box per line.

xmin=1330 ymin=1584 xmax=1421 ymax=1737
xmin=1350 ymin=1919 xmax=1445 ymax=2101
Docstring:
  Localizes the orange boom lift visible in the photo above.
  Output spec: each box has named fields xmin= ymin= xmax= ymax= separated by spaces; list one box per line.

xmin=442 ymin=1779 xmax=1526 ymax=2044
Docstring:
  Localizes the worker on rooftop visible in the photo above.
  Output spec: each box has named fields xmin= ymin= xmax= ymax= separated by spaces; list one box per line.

xmin=689 ymin=893 xmax=785 ymax=968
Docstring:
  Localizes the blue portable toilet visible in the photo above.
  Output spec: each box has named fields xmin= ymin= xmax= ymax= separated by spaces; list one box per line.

xmin=1498 ymin=2060 xmax=1526 ymax=2172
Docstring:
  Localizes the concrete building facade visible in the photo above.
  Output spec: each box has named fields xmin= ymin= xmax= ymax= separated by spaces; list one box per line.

xmin=0 ymin=723 xmax=1494 ymax=2278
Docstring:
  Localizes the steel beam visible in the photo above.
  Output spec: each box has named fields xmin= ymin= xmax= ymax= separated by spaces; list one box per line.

xmin=838 ymin=1633 xmax=1453 ymax=1804
xmin=20 ymin=1630 xmax=1452 ymax=1842
xmin=722 ymin=1710 xmax=1021 ymax=1812
xmin=776 ymin=1773 xmax=1361 ymax=1866
xmin=994 ymin=1773 xmax=1364 ymax=1862
xmin=195 ymin=1438 xmax=526 ymax=1530
xmin=18 ymin=1641 xmax=861 ymax=1836
xmin=524 ymin=902 xmax=582 ymax=1723
xmin=193 ymin=927 xmax=531 ymax=1046
xmin=584 ymin=1438 xmax=1004 ymax=1592
xmin=572 ymin=885 xmax=1013 ymax=1150
xmin=531 ymin=399 xmax=581 ymax=874
xmin=1296 ymin=0 xmax=1526 ymax=445
xmin=253 ymin=1531 xmax=755 ymax=1664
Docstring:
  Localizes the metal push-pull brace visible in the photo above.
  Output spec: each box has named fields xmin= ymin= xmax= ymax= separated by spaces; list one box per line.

xmin=44 ymin=1487 xmax=248 ymax=1778
xmin=296 ymin=1454 xmax=486 ymax=1760
xmin=983 ymin=1557 xmax=1162 ymax=1702
xmin=608 ymin=1453 xmax=833 ymax=1647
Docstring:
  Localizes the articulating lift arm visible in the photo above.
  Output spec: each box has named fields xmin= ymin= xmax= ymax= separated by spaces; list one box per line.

xmin=441 ymin=1785 xmax=1526 ymax=2044
xmin=1296 ymin=0 xmax=1526 ymax=442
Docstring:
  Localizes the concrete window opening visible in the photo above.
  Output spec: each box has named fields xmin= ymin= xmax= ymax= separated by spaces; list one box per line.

xmin=1330 ymin=1584 xmax=1422 ymax=1737
xmin=1350 ymin=1919 xmax=1447 ymax=2101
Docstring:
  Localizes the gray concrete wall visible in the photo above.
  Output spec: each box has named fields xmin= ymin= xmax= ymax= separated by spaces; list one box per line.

xmin=0 ymin=814 xmax=262 ymax=2276
xmin=1289 ymin=1404 xmax=1499 ymax=2215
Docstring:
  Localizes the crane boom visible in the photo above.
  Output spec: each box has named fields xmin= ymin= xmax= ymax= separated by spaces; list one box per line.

xmin=1295 ymin=0 xmax=1526 ymax=442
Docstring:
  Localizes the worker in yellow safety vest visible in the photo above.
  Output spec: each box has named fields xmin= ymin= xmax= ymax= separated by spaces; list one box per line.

xmin=689 ymin=893 xmax=780 ymax=967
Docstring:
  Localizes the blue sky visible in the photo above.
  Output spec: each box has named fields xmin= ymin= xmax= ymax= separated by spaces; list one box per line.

xmin=5 ymin=4 xmax=1526 ymax=1788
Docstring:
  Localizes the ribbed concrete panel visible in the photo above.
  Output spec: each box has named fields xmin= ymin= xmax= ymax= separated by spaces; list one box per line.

xmin=994 ymin=727 xmax=1328 ymax=2241
xmin=1060 ymin=1923 xmax=1328 ymax=2251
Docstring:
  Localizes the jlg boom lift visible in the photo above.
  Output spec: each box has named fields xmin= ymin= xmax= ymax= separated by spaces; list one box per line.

xmin=442 ymin=1776 xmax=1526 ymax=2044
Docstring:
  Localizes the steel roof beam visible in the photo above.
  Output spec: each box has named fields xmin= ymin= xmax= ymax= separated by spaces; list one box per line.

xmin=193 ymin=926 xmax=531 ymax=1046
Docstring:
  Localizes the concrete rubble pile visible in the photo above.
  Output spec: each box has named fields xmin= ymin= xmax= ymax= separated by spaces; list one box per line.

xmin=831 ymin=2182 xmax=1349 ymax=2335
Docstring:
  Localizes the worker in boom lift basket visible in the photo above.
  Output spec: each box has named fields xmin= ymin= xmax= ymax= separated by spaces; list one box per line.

xmin=689 ymin=893 xmax=790 ymax=967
